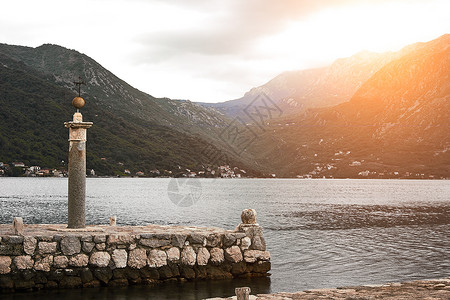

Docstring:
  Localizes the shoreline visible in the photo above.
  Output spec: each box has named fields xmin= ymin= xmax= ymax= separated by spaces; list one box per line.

xmin=209 ymin=278 xmax=450 ymax=299
xmin=1 ymin=176 xmax=449 ymax=180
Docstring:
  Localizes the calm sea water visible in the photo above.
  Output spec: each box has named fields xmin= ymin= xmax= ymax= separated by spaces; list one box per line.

xmin=1 ymin=178 xmax=449 ymax=299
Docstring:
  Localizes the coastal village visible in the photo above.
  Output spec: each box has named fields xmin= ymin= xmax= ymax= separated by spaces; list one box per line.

xmin=0 ymin=160 xmax=445 ymax=179
xmin=0 ymin=161 xmax=248 ymax=179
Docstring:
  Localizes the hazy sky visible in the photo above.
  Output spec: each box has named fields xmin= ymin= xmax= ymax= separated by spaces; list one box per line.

xmin=1 ymin=0 xmax=449 ymax=102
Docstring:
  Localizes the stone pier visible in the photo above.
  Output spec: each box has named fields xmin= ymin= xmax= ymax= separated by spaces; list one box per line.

xmin=0 ymin=210 xmax=270 ymax=292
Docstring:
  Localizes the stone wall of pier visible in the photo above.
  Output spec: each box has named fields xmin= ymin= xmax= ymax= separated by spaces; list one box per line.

xmin=0 ymin=213 xmax=270 ymax=292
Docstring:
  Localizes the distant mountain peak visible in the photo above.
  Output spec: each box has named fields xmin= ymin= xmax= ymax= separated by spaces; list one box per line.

xmin=205 ymin=46 xmax=403 ymax=119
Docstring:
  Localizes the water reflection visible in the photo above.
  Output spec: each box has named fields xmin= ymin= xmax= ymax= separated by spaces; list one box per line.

xmin=2 ymin=277 xmax=271 ymax=300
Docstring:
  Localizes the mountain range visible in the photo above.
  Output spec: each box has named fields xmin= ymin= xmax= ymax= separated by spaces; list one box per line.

xmin=239 ymin=34 xmax=450 ymax=178
xmin=0 ymin=34 xmax=448 ymax=178
xmin=202 ymin=40 xmax=421 ymax=119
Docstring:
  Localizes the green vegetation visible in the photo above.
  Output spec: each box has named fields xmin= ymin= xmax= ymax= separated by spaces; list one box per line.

xmin=0 ymin=45 xmax=261 ymax=177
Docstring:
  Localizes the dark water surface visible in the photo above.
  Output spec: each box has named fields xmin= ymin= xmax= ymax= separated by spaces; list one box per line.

xmin=1 ymin=178 xmax=449 ymax=299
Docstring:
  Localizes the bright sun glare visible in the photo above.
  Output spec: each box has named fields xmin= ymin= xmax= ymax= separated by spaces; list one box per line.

xmin=258 ymin=0 xmax=449 ymax=71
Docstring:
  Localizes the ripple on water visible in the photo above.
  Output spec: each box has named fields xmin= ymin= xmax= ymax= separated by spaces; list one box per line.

xmin=0 ymin=178 xmax=449 ymax=295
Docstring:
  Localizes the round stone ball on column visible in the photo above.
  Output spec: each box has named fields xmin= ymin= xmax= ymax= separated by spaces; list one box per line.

xmin=72 ymin=96 xmax=85 ymax=109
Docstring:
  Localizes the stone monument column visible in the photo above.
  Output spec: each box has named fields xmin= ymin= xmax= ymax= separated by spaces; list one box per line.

xmin=64 ymin=80 xmax=93 ymax=228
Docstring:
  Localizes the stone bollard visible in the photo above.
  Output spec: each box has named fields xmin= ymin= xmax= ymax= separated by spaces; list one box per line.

xmin=235 ymin=287 xmax=251 ymax=300
xmin=109 ymin=216 xmax=117 ymax=226
xmin=241 ymin=209 xmax=257 ymax=224
xmin=13 ymin=217 xmax=24 ymax=236
xmin=236 ymin=209 xmax=266 ymax=251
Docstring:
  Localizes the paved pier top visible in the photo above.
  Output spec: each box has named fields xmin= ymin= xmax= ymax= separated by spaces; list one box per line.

xmin=0 ymin=224 xmax=230 ymax=237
